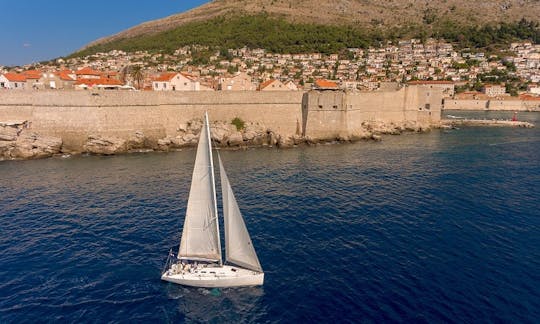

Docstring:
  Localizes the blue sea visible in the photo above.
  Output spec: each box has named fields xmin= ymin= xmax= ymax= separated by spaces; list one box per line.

xmin=1 ymin=111 xmax=539 ymax=323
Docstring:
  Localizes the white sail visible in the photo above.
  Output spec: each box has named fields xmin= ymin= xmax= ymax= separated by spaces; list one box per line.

xmin=179 ymin=113 xmax=222 ymax=263
xmin=219 ymin=154 xmax=263 ymax=273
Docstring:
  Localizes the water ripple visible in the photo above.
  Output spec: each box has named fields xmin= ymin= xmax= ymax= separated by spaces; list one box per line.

xmin=1 ymin=113 xmax=539 ymax=322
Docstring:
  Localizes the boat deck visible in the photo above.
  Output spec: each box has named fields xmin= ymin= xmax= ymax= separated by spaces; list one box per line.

xmin=161 ymin=264 xmax=264 ymax=288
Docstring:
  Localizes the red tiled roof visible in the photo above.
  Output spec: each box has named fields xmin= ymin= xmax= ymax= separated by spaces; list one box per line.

xmin=152 ymin=72 xmax=178 ymax=82
xmin=56 ymin=70 xmax=75 ymax=81
xmin=259 ymin=79 xmax=276 ymax=90
xmin=314 ymin=79 xmax=338 ymax=89
xmin=76 ymin=67 xmax=101 ymax=76
xmin=23 ymin=70 xmax=42 ymax=79
xmin=75 ymin=77 xmax=122 ymax=86
xmin=3 ymin=73 xmax=26 ymax=82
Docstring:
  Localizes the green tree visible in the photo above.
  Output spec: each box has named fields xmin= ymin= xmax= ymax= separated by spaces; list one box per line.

xmin=131 ymin=65 xmax=144 ymax=90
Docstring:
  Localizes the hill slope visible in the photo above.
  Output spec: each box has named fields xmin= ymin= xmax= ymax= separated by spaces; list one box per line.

xmin=80 ymin=0 xmax=540 ymax=54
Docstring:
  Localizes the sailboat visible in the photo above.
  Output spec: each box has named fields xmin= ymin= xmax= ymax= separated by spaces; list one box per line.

xmin=161 ymin=112 xmax=264 ymax=288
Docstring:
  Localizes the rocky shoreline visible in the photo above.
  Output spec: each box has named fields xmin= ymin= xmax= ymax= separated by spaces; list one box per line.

xmin=1 ymin=119 xmax=434 ymax=161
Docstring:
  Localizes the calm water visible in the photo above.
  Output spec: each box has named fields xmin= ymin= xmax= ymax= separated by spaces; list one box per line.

xmin=1 ymin=111 xmax=539 ymax=323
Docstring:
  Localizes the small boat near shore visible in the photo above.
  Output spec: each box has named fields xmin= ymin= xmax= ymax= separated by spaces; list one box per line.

xmin=161 ymin=112 xmax=264 ymax=288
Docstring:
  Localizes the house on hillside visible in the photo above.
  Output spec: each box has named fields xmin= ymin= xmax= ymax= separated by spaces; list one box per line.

xmin=76 ymin=67 xmax=102 ymax=80
xmin=39 ymin=70 xmax=76 ymax=89
xmin=527 ymin=83 xmax=540 ymax=95
xmin=0 ymin=73 xmax=26 ymax=89
xmin=152 ymin=72 xmax=212 ymax=91
xmin=259 ymin=79 xmax=289 ymax=91
xmin=219 ymin=72 xmax=256 ymax=91
xmin=284 ymin=80 xmax=299 ymax=91
xmin=23 ymin=70 xmax=42 ymax=89
xmin=75 ymin=77 xmax=123 ymax=90
xmin=483 ymin=84 xmax=507 ymax=97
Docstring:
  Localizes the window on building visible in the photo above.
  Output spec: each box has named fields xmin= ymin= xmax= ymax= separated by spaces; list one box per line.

xmin=425 ymin=103 xmax=431 ymax=110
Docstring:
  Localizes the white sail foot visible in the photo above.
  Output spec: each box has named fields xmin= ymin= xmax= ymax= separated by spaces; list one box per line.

xmin=161 ymin=264 xmax=264 ymax=288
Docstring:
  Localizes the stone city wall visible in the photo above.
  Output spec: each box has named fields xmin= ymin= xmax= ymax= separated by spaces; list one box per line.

xmin=0 ymin=90 xmax=303 ymax=151
xmin=303 ymin=85 xmax=442 ymax=140
xmin=445 ymin=99 xmax=540 ymax=111
xmin=0 ymin=87 xmax=441 ymax=159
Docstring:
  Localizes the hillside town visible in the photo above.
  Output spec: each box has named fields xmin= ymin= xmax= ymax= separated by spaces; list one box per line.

xmin=1 ymin=39 xmax=539 ymax=100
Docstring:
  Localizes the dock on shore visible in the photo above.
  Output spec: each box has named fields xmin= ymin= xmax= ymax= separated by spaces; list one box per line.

xmin=441 ymin=119 xmax=535 ymax=128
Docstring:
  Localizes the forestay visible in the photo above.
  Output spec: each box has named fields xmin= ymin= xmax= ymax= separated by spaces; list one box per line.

xmin=219 ymin=154 xmax=263 ymax=273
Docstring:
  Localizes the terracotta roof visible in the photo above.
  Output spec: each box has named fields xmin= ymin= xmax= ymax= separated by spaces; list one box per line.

xmin=314 ymin=79 xmax=338 ymax=89
xmin=76 ymin=67 xmax=101 ymax=76
xmin=408 ymin=80 xmax=454 ymax=85
xmin=75 ymin=77 xmax=122 ymax=86
xmin=152 ymin=72 xmax=178 ymax=82
xmin=259 ymin=79 xmax=276 ymax=90
xmin=56 ymin=70 xmax=75 ymax=81
xmin=23 ymin=70 xmax=42 ymax=79
xmin=3 ymin=73 xmax=26 ymax=82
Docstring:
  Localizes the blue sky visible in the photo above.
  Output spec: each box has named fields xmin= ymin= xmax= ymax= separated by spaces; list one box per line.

xmin=0 ymin=0 xmax=210 ymax=66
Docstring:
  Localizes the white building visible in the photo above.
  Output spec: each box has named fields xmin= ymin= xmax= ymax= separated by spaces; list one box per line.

xmin=0 ymin=73 xmax=26 ymax=89
xmin=152 ymin=72 xmax=212 ymax=91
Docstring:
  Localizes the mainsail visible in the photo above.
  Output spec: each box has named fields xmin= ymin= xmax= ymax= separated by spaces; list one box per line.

xmin=179 ymin=113 xmax=222 ymax=263
xmin=219 ymin=154 xmax=263 ymax=273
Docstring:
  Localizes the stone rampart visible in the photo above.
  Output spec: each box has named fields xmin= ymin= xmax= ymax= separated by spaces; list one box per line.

xmin=0 ymin=90 xmax=303 ymax=151
xmin=445 ymin=99 xmax=540 ymax=111
xmin=303 ymin=85 xmax=442 ymax=140
xmin=0 ymin=87 xmax=441 ymax=158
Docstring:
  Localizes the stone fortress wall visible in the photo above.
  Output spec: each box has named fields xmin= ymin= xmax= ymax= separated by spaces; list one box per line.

xmin=445 ymin=99 xmax=540 ymax=111
xmin=303 ymin=84 xmax=442 ymax=139
xmin=0 ymin=85 xmax=442 ymax=157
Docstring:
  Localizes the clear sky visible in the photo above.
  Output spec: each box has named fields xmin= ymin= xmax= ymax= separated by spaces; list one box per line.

xmin=0 ymin=0 xmax=210 ymax=67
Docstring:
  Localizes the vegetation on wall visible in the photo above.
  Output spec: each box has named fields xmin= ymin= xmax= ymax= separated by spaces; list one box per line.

xmin=231 ymin=117 xmax=245 ymax=131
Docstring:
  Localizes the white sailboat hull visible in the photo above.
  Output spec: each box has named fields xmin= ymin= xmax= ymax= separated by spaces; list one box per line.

xmin=161 ymin=264 xmax=264 ymax=288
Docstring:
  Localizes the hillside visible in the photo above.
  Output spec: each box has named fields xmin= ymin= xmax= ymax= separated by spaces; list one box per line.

xmin=78 ymin=0 xmax=540 ymax=55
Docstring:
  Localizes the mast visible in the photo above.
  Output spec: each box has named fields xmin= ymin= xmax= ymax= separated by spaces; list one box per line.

xmin=206 ymin=112 xmax=222 ymax=266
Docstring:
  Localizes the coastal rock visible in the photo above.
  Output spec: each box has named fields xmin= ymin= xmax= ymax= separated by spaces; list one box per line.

xmin=176 ymin=123 xmax=188 ymax=133
xmin=126 ymin=131 xmax=146 ymax=150
xmin=227 ymin=131 xmax=244 ymax=146
xmin=267 ymin=130 xmax=279 ymax=146
xmin=277 ymin=135 xmax=295 ymax=148
xmin=3 ymin=133 xmax=63 ymax=160
xmin=0 ymin=134 xmax=17 ymax=142
xmin=211 ymin=125 xmax=230 ymax=143
xmin=157 ymin=137 xmax=173 ymax=151
xmin=84 ymin=135 xmax=126 ymax=155
xmin=170 ymin=136 xmax=186 ymax=147
xmin=182 ymin=133 xmax=198 ymax=145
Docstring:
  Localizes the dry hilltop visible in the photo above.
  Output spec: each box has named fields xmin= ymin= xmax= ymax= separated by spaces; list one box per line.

xmin=87 ymin=0 xmax=540 ymax=48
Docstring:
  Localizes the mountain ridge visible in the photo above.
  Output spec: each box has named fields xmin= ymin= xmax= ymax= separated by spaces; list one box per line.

xmin=82 ymin=0 xmax=540 ymax=52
